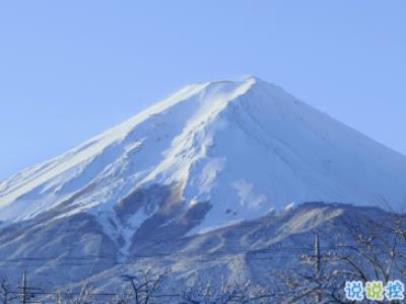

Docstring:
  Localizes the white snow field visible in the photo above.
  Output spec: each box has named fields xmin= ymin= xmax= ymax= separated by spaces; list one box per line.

xmin=1 ymin=77 xmax=405 ymax=234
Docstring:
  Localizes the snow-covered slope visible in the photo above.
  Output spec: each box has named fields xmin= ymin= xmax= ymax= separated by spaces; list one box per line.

xmin=0 ymin=202 xmax=403 ymax=295
xmin=1 ymin=77 xmax=406 ymax=235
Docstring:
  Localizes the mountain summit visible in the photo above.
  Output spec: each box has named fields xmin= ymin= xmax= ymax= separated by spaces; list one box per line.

xmin=1 ymin=77 xmax=406 ymax=237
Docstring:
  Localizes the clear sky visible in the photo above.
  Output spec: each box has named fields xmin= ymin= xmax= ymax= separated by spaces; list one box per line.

xmin=0 ymin=1 xmax=405 ymax=179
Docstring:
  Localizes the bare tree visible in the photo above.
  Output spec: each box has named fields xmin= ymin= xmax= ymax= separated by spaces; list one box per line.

xmin=179 ymin=280 xmax=275 ymax=304
xmin=121 ymin=269 xmax=165 ymax=304
xmin=0 ymin=277 xmax=11 ymax=304
xmin=59 ymin=282 xmax=95 ymax=304
xmin=277 ymin=208 xmax=406 ymax=303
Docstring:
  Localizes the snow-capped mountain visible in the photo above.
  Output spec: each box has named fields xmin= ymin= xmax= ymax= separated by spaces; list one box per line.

xmin=1 ymin=76 xmax=406 ymax=237
xmin=1 ymin=77 xmax=406 ymax=296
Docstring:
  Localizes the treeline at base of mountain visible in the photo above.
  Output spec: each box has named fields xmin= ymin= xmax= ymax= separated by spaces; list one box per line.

xmin=0 ymin=202 xmax=405 ymax=304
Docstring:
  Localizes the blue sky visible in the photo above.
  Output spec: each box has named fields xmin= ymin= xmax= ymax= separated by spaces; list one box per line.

xmin=0 ymin=1 xmax=405 ymax=179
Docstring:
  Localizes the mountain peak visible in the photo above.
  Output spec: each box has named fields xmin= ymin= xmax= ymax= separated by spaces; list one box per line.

xmin=243 ymin=75 xmax=265 ymax=83
xmin=1 ymin=78 xmax=406 ymax=237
